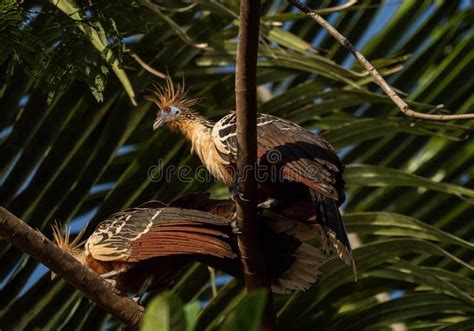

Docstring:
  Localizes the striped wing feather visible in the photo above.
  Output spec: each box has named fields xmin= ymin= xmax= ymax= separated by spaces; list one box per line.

xmin=128 ymin=225 xmax=235 ymax=262
xmin=86 ymin=207 xmax=236 ymax=262
xmin=213 ymin=113 xmax=344 ymax=202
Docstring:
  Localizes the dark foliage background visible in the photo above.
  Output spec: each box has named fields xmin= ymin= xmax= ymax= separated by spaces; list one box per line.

xmin=0 ymin=0 xmax=472 ymax=330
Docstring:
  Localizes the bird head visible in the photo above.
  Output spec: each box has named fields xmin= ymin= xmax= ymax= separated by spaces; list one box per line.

xmin=146 ymin=76 xmax=200 ymax=131
xmin=51 ymin=222 xmax=87 ymax=280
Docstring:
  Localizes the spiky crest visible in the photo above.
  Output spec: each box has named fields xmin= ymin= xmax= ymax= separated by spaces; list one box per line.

xmin=52 ymin=221 xmax=87 ymax=253
xmin=145 ymin=75 xmax=200 ymax=111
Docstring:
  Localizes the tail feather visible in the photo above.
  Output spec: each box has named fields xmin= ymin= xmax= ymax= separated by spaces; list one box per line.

xmin=265 ymin=216 xmax=318 ymax=241
xmin=171 ymin=192 xmax=356 ymax=292
xmin=311 ymin=190 xmax=354 ymax=267
xmin=269 ymin=236 xmax=324 ymax=294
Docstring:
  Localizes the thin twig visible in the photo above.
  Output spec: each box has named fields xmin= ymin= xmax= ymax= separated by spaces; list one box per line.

xmin=316 ymin=0 xmax=358 ymax=14
xmin=0 ymin=207 xmax=144 ymax=330
xmin=208 ymin=266 xmax=218 ymax=298
xmin=150 ymin=1 xmax=197 ymax=13
xmin=131 ymin=53 xmax=167 ymax=78
xmin=141 ymin=0 xmax=211 ymax=50
xmin=235 ymin=0 xmax=278 ymax=330
xmin=288 ymin=0 xmax=474 ymax=121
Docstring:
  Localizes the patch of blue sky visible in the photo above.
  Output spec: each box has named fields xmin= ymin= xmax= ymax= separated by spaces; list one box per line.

xmin=20 ymin=6 xmax=41 ymax=29
xmin=389 ymin=290 xmax=405 ymax=300
xmin=386 ymin=34 xmax=434 ymax=92
xmin=339 ymin=191 xmax=350 ymax=212
xmin=0 ymin=153 xmax=21 ymax=186
xmin=89 ymin=182 xmax=115 ymax=195
xmin=10 ymin=208 xmax=100 ymax=295
xmin=122 ymin=34 xmax=145 ymax=45
xmin=200 ymin=275 xmax=233 ymax=308
xmin=215 ymin=274 xmax=232 ymax=286
xmin=390 ymin=3 xmax=438 ymax=55
xmin=460 ymin=0 xmax=472 ymax=11
xmin=68 ymin=207 xmax=99 ymax=234
xmin=279 ymin=2 xmax=299 ymax=32
xmin=311 ymin=12 xmax=342 ymax=49
xmin=213 ymin=66 xmax=236 ymax=74
xmin=266 ymin=0 xmax=288 ymax=16
xmin=342 ymin=1 xmax=402 ymax=68
xmin=281 ymin=19 xmax=294 ymax=33
xmin=272 ymin=75 xmax=296 ymax=97
xmin=0 ymin=96 xmax=29 ymax=141
xmin=83 ymin=9 xmax=94 ymax=19
xmin=199 ymin=299 xmax=209 ymax=308
xmin=354 ymin=103 xmax=370 ymax=117
xmin=17 ymin=263 xmax=49 ymax=297
xmin=338 ymin=145 xmax=354 ymax=159
xmin=14 ymin=162 xmax=42 ymax=197
xmin=19 ymin=94 xmax=30 ymax=107
xmin=116 ymin=144 xmax=137 ymax=156
xmin=458 ymin=174 xmax=470 ymax=185
xmin=0 ymin=126 xmax=13 ymax=140
xmin=0 ymin=259 xmax=21 ymax=290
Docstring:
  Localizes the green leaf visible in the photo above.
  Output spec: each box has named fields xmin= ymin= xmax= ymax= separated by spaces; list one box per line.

xmin=278 ymin=238 xmax=472 ymax=323
xmin=196 ymin=279 xmax=245 ymax=330
xmin=50 ymin=0 xmax=137 ymax=105
xmin=184 ymin=301 xmax=200 ymax=331
xmin=1 ymin=1 xmax=472 ymax=330
xmin=218 ymin=290 xmax=266 ymax=331
xmin=344 ymin=212 xmax=473 ymax=249
xmin=141 ymin=291 xmax=186 ymax=331
xmin=321 ymin=117 xmax=469 ymax=148
xmin=329 ymin=293 xmax=473 ymax=331
xmin=345 ymin=164 xmax=474 ymax=203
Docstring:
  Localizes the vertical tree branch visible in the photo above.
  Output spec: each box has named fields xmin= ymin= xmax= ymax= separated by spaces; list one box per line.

xmin=0 ymin=207 xmax=144 ymax=330
xmin=235 ymin=1 xmax=278 ymax=330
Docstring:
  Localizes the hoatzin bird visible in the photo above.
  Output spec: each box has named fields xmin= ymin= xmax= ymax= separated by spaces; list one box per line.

xmin=147 ymin=77 xmax=354 ymax=268
xmin=53 ymin=195 xmax=325 ymax=294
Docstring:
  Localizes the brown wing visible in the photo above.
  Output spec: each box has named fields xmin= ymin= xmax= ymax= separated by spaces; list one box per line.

xmin=212 ymin=113 xmax=345 ymax=203
xmin=86 ymin=207 xmax=236 ymax=263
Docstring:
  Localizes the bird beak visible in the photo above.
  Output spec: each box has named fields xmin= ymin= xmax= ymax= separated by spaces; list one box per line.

xmin=51 ymin=272 xmax=57 ymax=281
xmin=153 ymin=116 xmax=164 ymax=131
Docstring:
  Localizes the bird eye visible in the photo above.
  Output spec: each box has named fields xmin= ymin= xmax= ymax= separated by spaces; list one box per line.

xmin=163 ymin=107 xmax=171 ymax=113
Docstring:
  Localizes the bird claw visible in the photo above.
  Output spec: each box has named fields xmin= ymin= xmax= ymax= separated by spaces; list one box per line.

xmin=100 ymin=270 xmax=126 ymax=296
xmin=231 ymin=178 xmax=249 ymax=202
xmin=104 ymin=279 xmax=121 ymax=295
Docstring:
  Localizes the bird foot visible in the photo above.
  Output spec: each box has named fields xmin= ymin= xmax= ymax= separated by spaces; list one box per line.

xmin=100 ymin=270 xmax=127 ymax=295
xmin=104 ymin=279 xmax=121 ymax=295
xmin=231 ymin=178 xmax=249 ymax=202
xmin=100 ymin=270 xmax=121 ymax=279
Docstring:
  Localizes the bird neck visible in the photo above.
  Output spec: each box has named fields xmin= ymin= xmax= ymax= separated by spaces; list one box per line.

xmin=167 ymin=112 xmax=232 ymax=183
xmin=170 ymin=112 xmax=214 ymax=150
